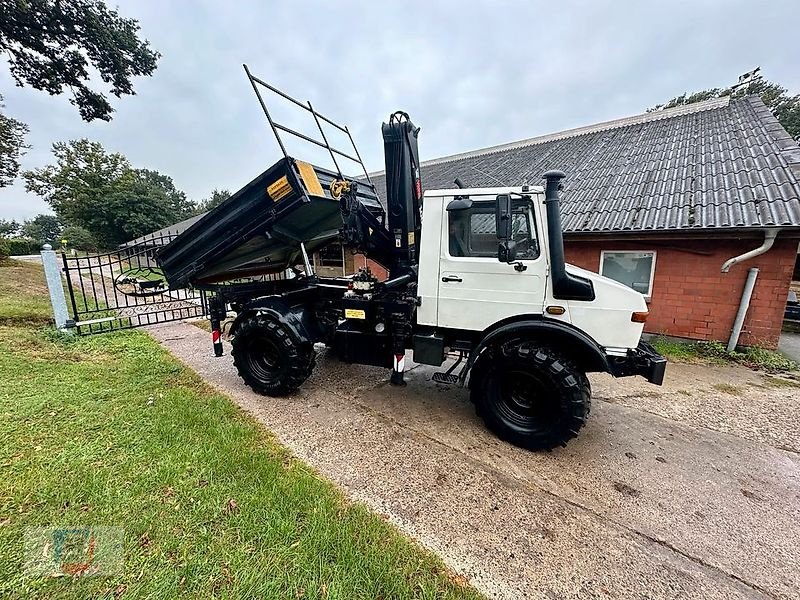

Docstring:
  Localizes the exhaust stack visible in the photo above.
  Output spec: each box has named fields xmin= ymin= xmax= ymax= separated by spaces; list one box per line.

xmin=543 ymin=170 xmax=595 ymax=301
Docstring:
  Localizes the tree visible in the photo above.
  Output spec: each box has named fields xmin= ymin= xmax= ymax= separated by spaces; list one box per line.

xmin=61 ymin=225 xmax=97 ymax=251
xmin=23 ymin=139 xmax=130 ymax=244
xmin=103 ymin=168 xmax=195 ymax=243
xmin=0 ymin=218 xmax=19 ymax=237
xmin=0 ymin=93 xmax=29 ymax=186
xmin=0 ymin=0 xmax=160 ymax=122
xmin=194 ymin=189 xmax=231 ymax=214
xmin=650 ymin=76 xmax=800 ymax=140
xmin=23 ymin=139 xmax=194 ymax=247
xmin=20 ymin=213 xmax=62 ymax=244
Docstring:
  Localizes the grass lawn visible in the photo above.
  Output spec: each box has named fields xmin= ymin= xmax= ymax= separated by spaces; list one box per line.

xmin=0 ymin=260 xmax=479 ymax=599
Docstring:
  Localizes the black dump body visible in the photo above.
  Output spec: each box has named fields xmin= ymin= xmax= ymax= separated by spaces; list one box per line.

xmin=158 ymin=156 xmax=385 ymax=288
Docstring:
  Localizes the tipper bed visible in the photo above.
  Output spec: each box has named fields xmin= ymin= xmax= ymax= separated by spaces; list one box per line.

xmin=157 ymin=156 xmax=385 ymax=288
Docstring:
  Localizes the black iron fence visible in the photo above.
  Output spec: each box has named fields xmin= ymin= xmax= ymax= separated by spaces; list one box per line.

xmin=61 ymin=232 xmax=209 ymax=334
xmin=61 ymin=226 xmax=288 ymax=336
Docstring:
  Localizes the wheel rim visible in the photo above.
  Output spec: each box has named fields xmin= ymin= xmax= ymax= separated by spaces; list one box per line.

xmin=246 ymin=336 xmax=285 ymax=382
xmin=495 ymin=369 xmax=560 ymax=431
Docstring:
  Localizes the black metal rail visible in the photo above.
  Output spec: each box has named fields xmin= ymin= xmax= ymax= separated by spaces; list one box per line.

xmin=243 ymin=64 xmax=373 ymax=184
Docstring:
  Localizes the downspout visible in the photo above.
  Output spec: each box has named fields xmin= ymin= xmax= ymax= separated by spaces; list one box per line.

xmin=721 ymin=229 xmax=779 ymax=351
xmin=720 ymin=229 xmax=778 ymax=273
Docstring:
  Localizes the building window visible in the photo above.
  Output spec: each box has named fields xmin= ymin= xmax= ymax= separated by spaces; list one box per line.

xmin=600 ymin=251 xmax=656 ymax=297
xmin=317 ymin=242 xmax=344 ymax=269
xmin=448 ymin=199 xmax=539 ymax=259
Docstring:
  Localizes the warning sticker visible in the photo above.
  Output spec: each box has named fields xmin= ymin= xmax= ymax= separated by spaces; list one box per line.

xmin=345 ymin=309 xmax=366 ymax=319
xmin=267 ymin=176 xmax=292 ymax=201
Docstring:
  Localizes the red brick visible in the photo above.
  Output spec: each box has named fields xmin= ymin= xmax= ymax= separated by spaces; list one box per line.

xmin=565 ymin=236 xmax=797 ymax=348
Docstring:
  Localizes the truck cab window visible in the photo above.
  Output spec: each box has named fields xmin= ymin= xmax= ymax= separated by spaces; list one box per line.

xmin=448 ymin=200 xmax=539 ymax=259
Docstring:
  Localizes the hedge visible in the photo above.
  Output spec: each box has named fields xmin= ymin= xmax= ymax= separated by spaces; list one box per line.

xmin=8 ymin=238 xmax=42 ymax=256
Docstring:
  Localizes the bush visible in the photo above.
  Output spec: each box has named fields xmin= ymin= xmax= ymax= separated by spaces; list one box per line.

xmin=61 ymin=225 xmax=98 ymax=251
xmin=8 ymin=238 xmax=41 ymax=255
xmin=0 ymin=238 xmax=10 ymax=260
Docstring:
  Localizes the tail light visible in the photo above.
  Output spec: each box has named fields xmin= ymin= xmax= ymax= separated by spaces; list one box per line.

xmin=631 ymin=311 xmax=649 ymax=323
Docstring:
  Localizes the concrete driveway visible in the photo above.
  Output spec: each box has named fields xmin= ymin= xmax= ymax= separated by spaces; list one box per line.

xmin=779 ymin=330 xmax=800 ymax=363
xmin=151 ymin=322 xmax=800 ymax=600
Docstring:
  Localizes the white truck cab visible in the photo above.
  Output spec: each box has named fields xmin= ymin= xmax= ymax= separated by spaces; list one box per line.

xmin=417 ymin=185 xmax=650 ymax=356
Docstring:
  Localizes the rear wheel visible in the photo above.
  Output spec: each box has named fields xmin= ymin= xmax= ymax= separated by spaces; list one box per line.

xmin=471 ymin=341 xmax=590 ymax=450
xmin=231 ymin=314 xmax=315 ymax=396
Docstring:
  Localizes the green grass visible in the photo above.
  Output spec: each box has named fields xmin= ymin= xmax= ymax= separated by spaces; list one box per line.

xmin=650 ymin=336 xmax=799 ymax=373
xmin=0 ymin=261 xmax=479 ymax=599
xmin=0 ymin=259 xmax=54 ymax=326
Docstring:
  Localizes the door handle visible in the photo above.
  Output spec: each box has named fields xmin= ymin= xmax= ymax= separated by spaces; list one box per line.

xmin=442 ymin=275 xmax=463 ymax=282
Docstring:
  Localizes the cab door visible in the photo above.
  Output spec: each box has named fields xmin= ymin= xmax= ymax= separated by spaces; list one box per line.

xmin=436 ymin=195 xmax=546 ymax=331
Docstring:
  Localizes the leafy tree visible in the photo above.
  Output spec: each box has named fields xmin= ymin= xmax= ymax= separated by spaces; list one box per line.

xmin=103 ymin=168 xmax=195 ymax=243
xmin=23 ymin=139 xmax=129 ymax=244
xmin=23 ymin=139 xmax=193 ymax=247
xmin=0 ymin=93 xmax=29 ymax=187
xmin=20 ymin=213 xmax=62 ymax=244
xmin=651 ymin=76 xmax=800 ymax=140
xmin=0 ymin=0 xmax=160 ymax=122
xmin=0 ymin=218 xmax=19 ymax=237
xmin=61 ymin=225 xmax=97 ymax=251
xmin=195 ymin=188 xmax=231 ymax=215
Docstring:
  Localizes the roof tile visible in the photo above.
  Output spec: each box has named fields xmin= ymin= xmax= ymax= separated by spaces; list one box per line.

xmin=369 ymin=96 xmax=800 ymax=232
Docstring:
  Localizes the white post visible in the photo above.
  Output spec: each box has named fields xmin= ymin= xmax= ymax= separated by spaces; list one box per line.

xmin=40 ymin=244 xmax=73 ymax=331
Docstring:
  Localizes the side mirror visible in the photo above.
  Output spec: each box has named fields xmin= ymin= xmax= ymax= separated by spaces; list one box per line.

xmin=496 ymin=194 xmax=515 ymax=263
xmin=495 ymin=194 xmax=513 ymax=241
xmin=498 ymin=240 xmax=517 ymax=263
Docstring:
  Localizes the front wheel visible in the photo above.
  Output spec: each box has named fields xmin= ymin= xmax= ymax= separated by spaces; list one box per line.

xmin=471 ymin=342 xmax=590 ymax=450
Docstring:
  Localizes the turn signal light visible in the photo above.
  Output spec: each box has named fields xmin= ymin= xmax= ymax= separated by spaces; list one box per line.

xmin=631 ymin=311 xmax=649 ymax=323
xmin=545 ymin=305 xmax=566 ymax=315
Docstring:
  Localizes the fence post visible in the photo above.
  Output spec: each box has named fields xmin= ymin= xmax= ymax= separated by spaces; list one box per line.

xmin=40 ymin=244 xmax=74 ymax=331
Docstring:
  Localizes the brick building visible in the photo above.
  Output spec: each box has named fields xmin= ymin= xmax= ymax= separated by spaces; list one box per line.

xmin=369 ymin=96 xmax=800 ymax=348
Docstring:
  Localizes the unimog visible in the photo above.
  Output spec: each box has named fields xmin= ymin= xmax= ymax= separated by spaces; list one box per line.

xmin=157 ymin=67 xmax=666 ymax=450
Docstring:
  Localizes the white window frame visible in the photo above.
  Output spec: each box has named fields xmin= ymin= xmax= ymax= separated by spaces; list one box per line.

xmin=599 ymin=250 xmax=657 ymax=298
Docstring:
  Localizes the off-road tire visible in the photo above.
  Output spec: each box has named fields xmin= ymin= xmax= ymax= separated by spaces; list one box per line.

xmin=471 ymin=341 xmax=591 ymax=450
xmin=231 ymin=314 xmax=315 ymax=396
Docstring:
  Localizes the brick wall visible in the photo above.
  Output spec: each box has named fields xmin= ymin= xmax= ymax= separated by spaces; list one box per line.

xmin=352 ymin=254 xmax=389 ymax=280
xmin=313 ymin=249 xmax=389 ymax=280
xmin=565 ymin=235 xmax=798 ymax=348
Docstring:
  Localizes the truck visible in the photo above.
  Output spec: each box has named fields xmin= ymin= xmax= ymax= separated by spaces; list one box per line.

xmin=157 ymin=68 xmax=666 ymax=450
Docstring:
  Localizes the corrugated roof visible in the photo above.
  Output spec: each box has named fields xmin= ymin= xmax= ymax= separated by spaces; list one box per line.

xmin=368 ymin=96 xmax=800 ymax=233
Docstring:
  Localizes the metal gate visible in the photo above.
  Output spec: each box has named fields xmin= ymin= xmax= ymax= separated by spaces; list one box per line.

xmin=61 ymin=232 xmax=210 ymax=334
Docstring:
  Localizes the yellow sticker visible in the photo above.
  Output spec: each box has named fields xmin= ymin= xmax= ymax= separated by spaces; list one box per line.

xmin=267 ymin=176 xmax=292 ymax=201
xmin=344 ymin=308 xmax=366 ymax=319
xmin=408 ymin=231 xmax=415 ymax=245
xmin=295 ymin=160 xmax=324 ymax=197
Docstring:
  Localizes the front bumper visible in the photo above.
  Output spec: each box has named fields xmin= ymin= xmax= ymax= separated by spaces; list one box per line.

xmin=608 ymin=341 xmax=667 ymax=385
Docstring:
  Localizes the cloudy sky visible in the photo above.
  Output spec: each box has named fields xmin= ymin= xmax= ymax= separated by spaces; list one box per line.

xmin=1 ymin=0 xmax=799 ymax=221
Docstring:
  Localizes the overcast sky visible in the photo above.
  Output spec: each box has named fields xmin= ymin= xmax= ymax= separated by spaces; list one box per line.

xmin=1 ymin=0 xmax=799 ymax=221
